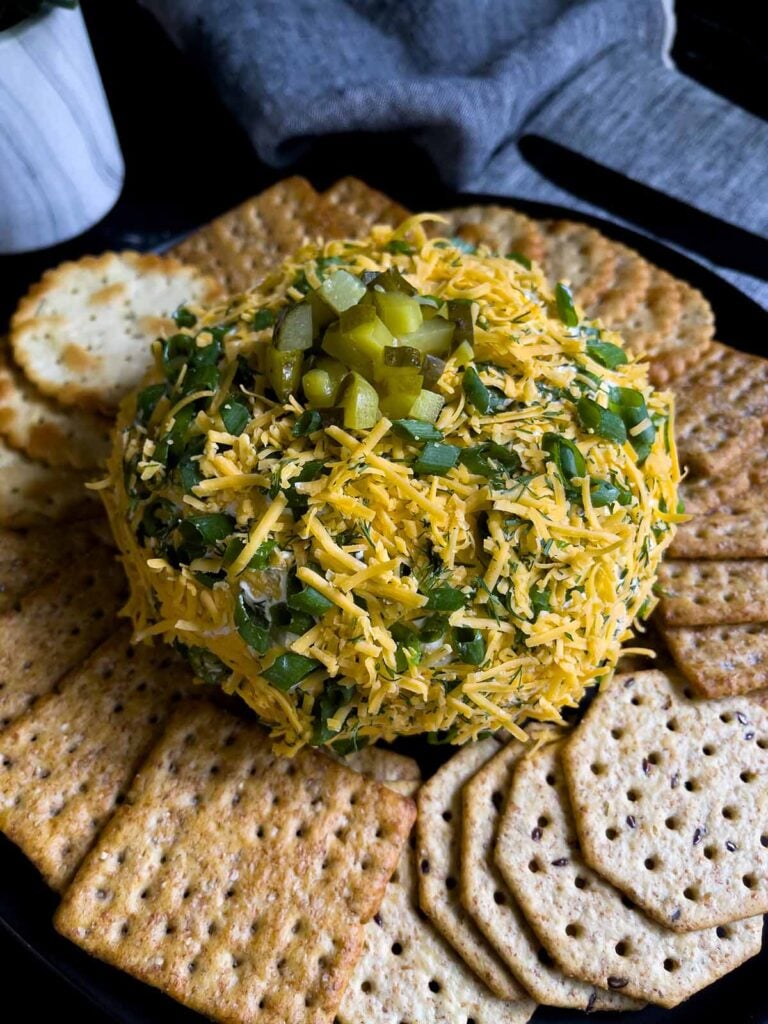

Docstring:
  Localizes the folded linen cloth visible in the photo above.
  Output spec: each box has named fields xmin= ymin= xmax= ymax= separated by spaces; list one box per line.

xmin=139 ymin=0 xmax=768 ymax=308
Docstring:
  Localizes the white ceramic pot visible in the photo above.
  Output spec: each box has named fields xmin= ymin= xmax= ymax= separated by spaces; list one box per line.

xmin=0 ymin=6 xmax=124 ymax=253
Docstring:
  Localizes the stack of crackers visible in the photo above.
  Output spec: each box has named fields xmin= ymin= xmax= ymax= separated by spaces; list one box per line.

xmin=0 ymin=175 xmax=765 ymax=1022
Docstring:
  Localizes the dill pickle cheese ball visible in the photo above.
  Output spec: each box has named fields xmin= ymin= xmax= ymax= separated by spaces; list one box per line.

xmin=105 ymin=217 xmax=683 ymax=754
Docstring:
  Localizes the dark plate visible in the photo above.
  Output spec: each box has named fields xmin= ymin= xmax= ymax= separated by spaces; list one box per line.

xmin=1 ymin=191 xmax=766 ymax=1024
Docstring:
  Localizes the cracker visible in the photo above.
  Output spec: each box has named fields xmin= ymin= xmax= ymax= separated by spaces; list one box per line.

xmin=321 ymin=177 xmax=409 ymax=235
xmin=647 ymin=283 xmax=715 ymax=386
xmin=618 ymin=267 xmax=683 ymax=356
xmin=55 ymin=701 xmax=415 ymax=1024
xmin=657 ymin=559 xmax=768 ymax=626
xmin=563 ymin=670 xmax=768 ymax=931
xmin=0 ymin=628 xmax=195 ymax=890
xmin=679 ymin=470 xmax=750 ymax=516
xmin=675 ymin=409 xmax=763 ymax=479
xmin=539 ymin=220 xmax=617 ymax=309
xmin=338 ymin=828 xmax=536 ymax=1024
xmin=669 ymin=508 xmax=768 ymax=559
xmin=660 ymin=623 xmax=768 ymax=699
xmin=0 ymin=521 xmax=98 ymax=612
xmin=11 ymin=252 xmax=221 ymax=413
xmin=496 ymin=741 xmax=762 ymax=1007
xmin=589 ymin=242 xmax=651 ymax=323
xmin=170 ymin=177 xmax=349 ymax=296
xmin=461 ymin=739 xmax=639 ymax=1011
xmin=0 ymin=436 xmax=98 ymax=528
xmin=678 ymin=342 xmax=768 ymax=423
xmin=416 ymin=737 xmax=526 ymax=1000
xmin=0 ymin=342 xmax=112 ymax=469
xmin=435 ymin=206 xmax=545 ymax=265
xmin=0 ymin=552 xmax=125 ymax=729
xmin=341 ymin=745 xmax=421 ymax=782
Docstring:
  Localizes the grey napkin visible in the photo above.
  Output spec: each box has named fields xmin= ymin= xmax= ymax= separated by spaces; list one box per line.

xmin=140 ymin=0 xmax=768 ymax=309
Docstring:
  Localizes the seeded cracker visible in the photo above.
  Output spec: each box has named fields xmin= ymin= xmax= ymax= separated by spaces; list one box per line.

xmin=10 ymin=252 xmax=222 ymax=413
xmin=435 ymin=206 xmax=545 ymax=265
xmin=337 ymin=818 xmax=537 ymax=1024
xmin=658 ymin=622 xmax=768 ymax=699
xmin=539 ymin=220 xmax=617 ymax=309
xmin=562 ymin=671 xmax=768 ymax=931
xmin=0 ymin=437 xmax=97 ymax=528
xmin=55 ymin=702 xmax=415 ymax=1024
xmin=0 ymin=629 xmax=196 ymax=890
xmin=341 ymin=746 xmax=421 ymax=782
xmin=460 ymin=739 xmax=640 ymax=1011
xmin=0 ymin=521 xmax=98 ymax=612
xmin=416 ymin=737 xmax=526 ymax=1000
xmin=0 ymin=553 xmax=125 ymax=729
xmin=496 ymin=741 xmax=762 ymax=1007
xmin=656 ymin=559 xmax=768 ymax=626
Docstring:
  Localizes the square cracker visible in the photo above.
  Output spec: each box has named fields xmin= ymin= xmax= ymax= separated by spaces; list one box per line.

xmin=340 ymin=746 xmax=420 ymax=782
xmin=0 ymin=522 xmax=97 ymax=613
xmin=55 ymin=701 xmax=415 ymax=1024
xmin=337 ymin=830 xmax=536 ymax=1024
xmin=678 ymin=471 xmax=750 ymax=517
xmin=321 ymin=178 xmax=409 ymax=235
xmin=674 ymin=408 xmax=763 ymax=480
xmin=668 ymin=508 xmax=768 ymax=559
xmin=660 ymin=622 xmax=768 ymax=699
xmin=0 ymin=552 xmax=125 ymax=730
xmin=563 ymin=671 xmax=768 ymax=931
xmin=678 ymin=342 xmax=768 ymax=423
xmin=0 ymin=628 xmax=195 ymax=890
xmin=434 ymin=205 xmax=545 ymax=265
xmin=496 ymin=741 xmax=762 ymax=1007
xmin=0 ymin=436 xmax=98 ymax=528
xmin=415 ymin=737 xmax=526 ymax=1000
xmin=656 ymin=559 xmax=768 ymax=625
xmin=460 ymin=739 xmax=640 ymax=1011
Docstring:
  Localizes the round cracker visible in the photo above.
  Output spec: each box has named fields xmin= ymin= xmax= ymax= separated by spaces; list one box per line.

xmin=0 ymin=436 xmax=98 ymax=528
xmin=540 ymin=220 xmax=617 ymax=310
xmin=590 ymin=242 xmax=652 ymax=324
xmin=436 ymin=205 xmax=545 ymax=265
xmin=11 ymin=252 xmax=221 ymax=414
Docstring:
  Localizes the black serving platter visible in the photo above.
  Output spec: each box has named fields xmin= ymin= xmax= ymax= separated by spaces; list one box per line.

xmin=1 ymin=191 xmax=766 ymax=1024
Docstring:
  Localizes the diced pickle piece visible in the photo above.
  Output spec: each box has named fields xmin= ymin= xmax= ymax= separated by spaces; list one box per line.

xmin=379 ymin=367 xmax=424 ymax=418
xmin=401 ymin=317 xmax=455 ymax=356
xmin=318 ymin=269 xmax=367 ymax=314
xmin=408 ymin=389 xmax=445 ymax=422
xmin=447 ymin=299 xmax=475 ymax=348
xmin=383 ymin=346 xmax=423 ymax=368
xmin=306 ymin=288 xmax=336 ymax=337
xmin=422 ymin=354 xmax=447 ymax=390
xmin=342 ymin=372 xmax=379 ymax=429
xmin=374 ymin=291 xmax=423 ymax=336
xmin=323 ymin=308 xmax=393 ymax=379
xmin=451 ymin=339 xmax=474 ymax=367
xmin=273 ymin=302 xmax=313 ymax=351
xmin=267 ymin=347 xmax=303 ymax=401
xmin=302 ymin=357 xmax=347 ymax=408
xmin=366 ymin=267 xmax=416 ymax=295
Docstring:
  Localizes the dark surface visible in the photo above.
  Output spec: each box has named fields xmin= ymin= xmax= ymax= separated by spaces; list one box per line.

xmin=1 ymin=1 xmax=767 ymax=1021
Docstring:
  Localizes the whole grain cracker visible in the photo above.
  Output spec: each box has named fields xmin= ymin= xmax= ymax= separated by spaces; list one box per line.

xmin=0 ymin=628 xmax=196 ymax=890
xmin=678 ymin=471 xmax=750 ymax=516
xmin=589 ymin=242 xmax=651 ymax=323
xmin=321 ymin=177 xmax=410 ymax=235
xmin=341 ymin=746 xmax=421 ymax=782
xmin=669 ymin=508 xmax=768 ymax=559
xmin=657 ymin=559 xmax=768 ymax=626
xmin=338 ymin=828 xmax=536 ymax=1024
xmin=678 ymin=342 xmax=768 ymax=423
xmin=659 ymin=622 xmax=768 ymax=699
xmin=170 ymin=177 xmax=350 ymax=296
xmin=0 ymin=342 xmax=111 ymax=469
xmin=0 ymin=521 xmax=98 ymax=612
xmin=0 ymin=437 xmax=97 ymax=527
xmin=0 ymin=552 xmax=125 ymax=729
xmin=435 ymin=206 xmax=545 ymax=265
xmin=416 ymin=737 xmax=526 ymax=1000
xmin=55 ymin=701 xmax=415 ymax=1024
xmin=496 ymin=741 xmax=762 ymax=1007
xmin=11 ymin=252 xmax=221 ymax=413
xmin=674 ymin=409 xmax=763 ymax=479
xmin=461 ymin=739 xmax=639 ymax=1011
xmin=539 ymin=220 xmax=617 ymax=309
xmin=563 ymin=670 xmax=768 ymax=931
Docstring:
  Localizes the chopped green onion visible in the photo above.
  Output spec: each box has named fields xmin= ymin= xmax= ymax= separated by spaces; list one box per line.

xmin=311 ymin=681 xmax=355 ymax=746
xmin=140 ymin=499 xmax=179 ymax=541
xmin=586 ymin=339 xmax=627 ymax=369
xmin=385 ymin=240 xmax=415 ymax=255
xmin=161 ymin=333 xmax=195 ymax=379
xmin=185 ymin=646 xmax=230 ymax=685
xmin=194 ymin=571 xmax=225 ymax=589
xmin=288 ymin=585 xmax=333 ymax=617
xmin=292 ymin=410 xmax=323 ymax=437
xmin=419 ymin=615 xmax=447 ymax=644
xmin=612 ymin=387 xmax=656 ymax=463
xmin=252 ymin=309 xmax=275 ymax=331
xmin=173 ymin=306 xmax=197 ymax=329
xmin=555 ymin=282 xmax=579 ymax=327
xmin=220 ymin=398 xmax=250 ymax=435
xmin=263 ymin=652 xmax=320 ymax=691
xmin=135 ymin=383 xmax=166 ymax=426
xmin=507 ymin=251 xmax=532 ymax=269
xmin=413 ymin=442 xmax=460 ymax=476
xmin=458 ymin=442 xmax=521 ymax=479
xmin=178 ymin=454 xmax=202 ymax=493
xmin=529 ymin=586 xmax=551 ymax=620
xmin=235 ymin=594 xmax=271 ymax=653
xmin=391 ymin=419 xmax=444 ymax=443
xmin=181 ymin=364 xmax=219 ymax=395
xmin=577 ymin=396 xmax=627 ymax=444
xmin=462 ymin=366 xmax=507 ymax=415
xmin=425 ymin=586 xmax=466 ymax=612
xmin=542 ymin=432 xmax=586 ymax=484
xmin=452 ymin=626 xmax=485 ymax=665
xmin=589 ymin=478 xmax=632 ymax=507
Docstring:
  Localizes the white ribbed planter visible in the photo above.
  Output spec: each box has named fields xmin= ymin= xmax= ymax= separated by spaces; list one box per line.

xmin=0 ymin=6 xmax=124 ymax=253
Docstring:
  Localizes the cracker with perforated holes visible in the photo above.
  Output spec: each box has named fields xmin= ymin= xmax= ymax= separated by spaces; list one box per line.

xmin=170 ymin=177 xmax=355 ymax=297
xmin=496 ymin=741 xmax=763 ymax=1007
xmin=675 ymin=410 xmax=763 ymax=480
xmin=562 ymin=671 xmax=768 ymax=932
xmin=434 ymin=206 xmax=545 ymax=265
xmin=321 ymin=178 xmax=410 ymax=235
xmin=0 ymin=521 xmax=98 ymax=613
xmin=0 ymin=437 xmax=98 ymax=528
xmin=416 ymin=737 xmax=525 ymax=1000
xmin=589 ymin=241 xmax=651 ymax=324
xmin=678 ymin=471 xmax=751 ymax=517
xmin=0 ymin=342 xmax=112 ymax=469
xmin=656 ymin=559 xmax=768 ymax=626
xmin=0 ymin=628 xmax=196 ymax=890
xmin=644 ymin=281 xmax=715 ymax=386
xmin=618 ymin=266 xmax=682 ymax=355
xmin=676 ymin=342 xmax=768 ymax=423
xmin=338 ymin=817 xmax=537 ymax=1024
xmin=660 ymin=622 xmax=768 ymax=698
xmin=341 ymin=746 xmax=421 ymax=782
xmin=461 ymin=739 xmax=641 ymax=1011
xmin=0 ymin=552 xmax=124 ymax=730
xmin=10 ymin=252 xmax=221 ymax=414
xmin=669 ymin=508 xmax=768 ymax=559
xmin=55 ymin=701 xmax=415 ymax=1024
xmin=539 ymin=220 xmax=617 ymax=309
